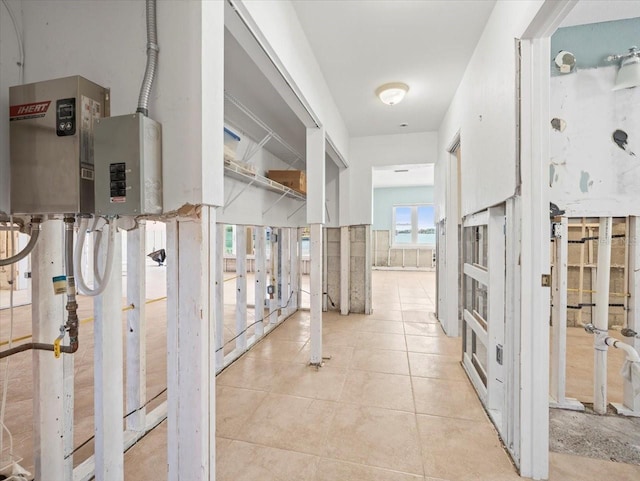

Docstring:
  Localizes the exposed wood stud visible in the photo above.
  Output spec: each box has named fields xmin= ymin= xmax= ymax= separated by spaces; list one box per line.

xmin=236 ymin=225 xmax=247 ymax=351
xmin=126 ymin=222 xmax=147 ymax=433
xmin=31 ymin=220 xmax=65 ymax=481
xmin=255 ymin=226 xmax=266 ymax=337
xmin=94 ymin=223 xmax=124 ymax=481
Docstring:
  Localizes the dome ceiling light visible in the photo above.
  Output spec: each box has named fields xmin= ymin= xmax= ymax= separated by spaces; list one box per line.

xmin=375 ymin=82 xmax=409 ymax=106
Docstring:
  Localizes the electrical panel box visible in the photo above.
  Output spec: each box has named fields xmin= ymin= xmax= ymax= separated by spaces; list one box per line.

xmin=94 ymin=114 xmax=162 ymax=216
xmin=9 ymin=75 xmax=110 ymax=215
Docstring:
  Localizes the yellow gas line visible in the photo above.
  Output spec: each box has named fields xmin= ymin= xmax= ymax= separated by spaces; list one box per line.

xmin=0 ymin=295 xmax=168 ymax=347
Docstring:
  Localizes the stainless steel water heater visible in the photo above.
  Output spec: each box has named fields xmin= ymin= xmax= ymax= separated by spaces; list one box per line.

xmin=9 ymin=75 xmax=110 ymax=215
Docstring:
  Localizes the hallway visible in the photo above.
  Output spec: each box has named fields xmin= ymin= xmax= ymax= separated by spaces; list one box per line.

xmin=119 ymin=270 xmax=639 ymax=481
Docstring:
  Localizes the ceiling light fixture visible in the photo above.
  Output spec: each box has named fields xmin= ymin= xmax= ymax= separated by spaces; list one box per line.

xmin=607 ymin=47 xmax=640 ymax=91
xmin=375 ymin=82 xmax=409 ymax=106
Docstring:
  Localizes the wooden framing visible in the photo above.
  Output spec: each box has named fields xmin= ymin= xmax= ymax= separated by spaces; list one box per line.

xmin=235 ymin=225 xmax=247 ymax=351
xmin=93 ymin=224 xmax=124 ymax=481
xmin=340 ymin=226 xmax=350 ymax=315
xmin=126 ymin=222 xmax=147 ymax=433
xmin=31 ymin=220 xmax=65 ymax=481
xmin=613 ymin=216 xmax=640 ymax=416
xmin=255 ymin=226 xmax=267 ymax=336
xmin=549 ymin=217 xmax=584 ymax=411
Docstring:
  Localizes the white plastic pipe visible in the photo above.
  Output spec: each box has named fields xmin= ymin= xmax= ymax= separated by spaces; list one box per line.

xmin=74 ymin=217 xmax=117 ymax=297
xmin=594 ymin=217 xmax=612 ymax=414
xmin=605 ymin=336 xmax=640 ymax=362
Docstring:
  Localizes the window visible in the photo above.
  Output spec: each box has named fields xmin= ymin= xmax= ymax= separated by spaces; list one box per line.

xmin=392 ymin=204 xmax=435 ymax=246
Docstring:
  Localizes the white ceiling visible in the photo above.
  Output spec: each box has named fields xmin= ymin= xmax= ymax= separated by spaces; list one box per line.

xmin=291 ymin=0 xmax=496 ymax=137
xmin=560 ymin=0 xmax=640 ymax=27
xmin=372 ymin=164 xmax=434 ymax=188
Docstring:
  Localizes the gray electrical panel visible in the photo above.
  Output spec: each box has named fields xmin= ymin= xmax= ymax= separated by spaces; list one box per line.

xmin=9 ymin=75 xmax=110 ymax=215
xmin=94 ymin=114 xmax=162 ymax=216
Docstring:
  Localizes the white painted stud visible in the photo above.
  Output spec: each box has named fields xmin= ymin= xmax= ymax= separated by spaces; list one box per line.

xmin=166 ymin=208 xmax=216 ymax=479
xmin=550 ymin=217 xmax=584 ymax=411
xmin=126 ymin=221 xmax=147 ymax=433
xmin=254 ymin=226 xmax=266 ymax=338
xmin=613 ymin=216 xmax=640 ymax=415
xmin=31 ymin=219 xmax=65 ymax=481
xmin=215 ymin=223 xmax=225 ymax=371
xmin=281 ymin=227 xmax=291 ymax=314
xmin=289 ymin=228 xmax=299 ymax=313
xmin=236 ymin=225 xmax=247 ymax=351
xmin=594 ymin=217 xmax=612 ymax=415
xmin=310 ymin=224 xmax=323 ymax=364
xmin=94 ymin=222 xmax=124 ymax=481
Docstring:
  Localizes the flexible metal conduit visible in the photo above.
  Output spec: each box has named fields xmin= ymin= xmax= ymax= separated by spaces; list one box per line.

xmin=136 ymin=0 xmax=158 ymax=117
xmin=0 ymin=217 xmax=41 ymax=267
xmin=0 ymin=217 xmax=79 ymax=359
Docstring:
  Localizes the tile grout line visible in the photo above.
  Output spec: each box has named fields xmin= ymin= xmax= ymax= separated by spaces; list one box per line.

xmin=396 ymin=277 xmax=428 ymax=480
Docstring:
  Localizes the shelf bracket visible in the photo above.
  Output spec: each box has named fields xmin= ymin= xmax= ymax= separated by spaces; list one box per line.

xmin=243 ymin=133 xmax=272 ymax=163
xmin=287 ymin=202 xmax=307 ymax=220
xmin=263 ymin=192 xmax=288 ymax=216
xmin=224 ymin=179 xmax=256 ymax=212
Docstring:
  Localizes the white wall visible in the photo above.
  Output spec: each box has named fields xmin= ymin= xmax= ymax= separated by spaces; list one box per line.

xmin=325 ymin=156 xmax=340 ymax=228
xmin=344 ymin=131 xmax=438 ymax=226
xmin=0 ymin=0 xmax=23 ymax=214
xmin=11 ymin=0 xmax=224 ymax=213
xmin=218 ymin=130 xmax=308 ymax=227
xmin=237 ymin=0 xmax=349 ymax=164
xmin=550 ymin=65 xmax=640 ymax=216
xmin=435 ymin=0 xmax=545 ymax=218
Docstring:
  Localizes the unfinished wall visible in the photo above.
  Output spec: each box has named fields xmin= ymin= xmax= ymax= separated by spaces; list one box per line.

xmin=325 ymin=227 xmax=341 ymax=310
xmin=372 ymin=230 xmax=434 ymax=269
xmin=559 ymin=218 xmax=627 ymax=328
xmin=549 ymin=19 xmax=640 ymax=216
xmin=350 ymin=225 xmax=369 ymax=313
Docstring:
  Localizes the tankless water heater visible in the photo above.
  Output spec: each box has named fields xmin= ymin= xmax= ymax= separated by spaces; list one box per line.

xmin=9 ymin=75 xmax=110 ymax=215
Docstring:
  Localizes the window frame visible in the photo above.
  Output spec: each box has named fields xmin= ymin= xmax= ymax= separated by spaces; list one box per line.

xmin=391 ymin=203 xmax=436 ymax=248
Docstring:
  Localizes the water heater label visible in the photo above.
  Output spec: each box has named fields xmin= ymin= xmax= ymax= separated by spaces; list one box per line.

xmin=9 ymin=101 xmax=51 ymax=121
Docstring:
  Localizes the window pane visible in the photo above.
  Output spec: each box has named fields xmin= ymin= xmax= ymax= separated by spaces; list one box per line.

xmin=394 ymin=206 xmax=412 ymax=244
xmin=417 ymin=206 xmax=435 ymax=245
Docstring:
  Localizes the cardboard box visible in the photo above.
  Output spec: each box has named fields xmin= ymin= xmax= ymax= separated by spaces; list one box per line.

xmin=267 ymin=170 xmax=307 ymax=195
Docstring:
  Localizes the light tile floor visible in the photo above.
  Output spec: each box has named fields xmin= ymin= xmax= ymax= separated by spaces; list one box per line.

xmin=3 ymin=270 xmax=640 ymax=480
xmin=126 ymin=270 xmax=640 ymax=481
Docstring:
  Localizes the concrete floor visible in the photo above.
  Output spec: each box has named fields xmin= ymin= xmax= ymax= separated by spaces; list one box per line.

xmin=1 ymin=270 xmax=639 ymax=480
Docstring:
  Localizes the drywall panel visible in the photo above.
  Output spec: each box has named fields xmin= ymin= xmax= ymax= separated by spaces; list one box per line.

xmin=550 ymin=66 xmax=640 ymax=216
xmin=436 ymin=0 xmax=545 ymax=217
xmin=235 ymin=0 xmax=349 ymax=163
xmin=345 ymin=132 xmax=438 ymax=226
xmin=0 ymin=0 xmax=23 ymax=214
xmin=373 ymin=186 xmax=434 ymax=230
xmin=19 ymin=0 xmax=224 ymax=212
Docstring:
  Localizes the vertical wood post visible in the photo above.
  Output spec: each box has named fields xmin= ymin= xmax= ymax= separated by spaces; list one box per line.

xmin=126 ymin=221 xmax=147 ymax=433
xmin=254 ymin=226 xmax=266 ymax=337
xmin=235 ymin=225 xmax=247 ymax=351
xmin=340 ymin=226 xmax=350 ymax=315
xmin=94 ymin=222 xmax=124 ymax=481
xmin=31 ymin=219 xmax=65 ymax=481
